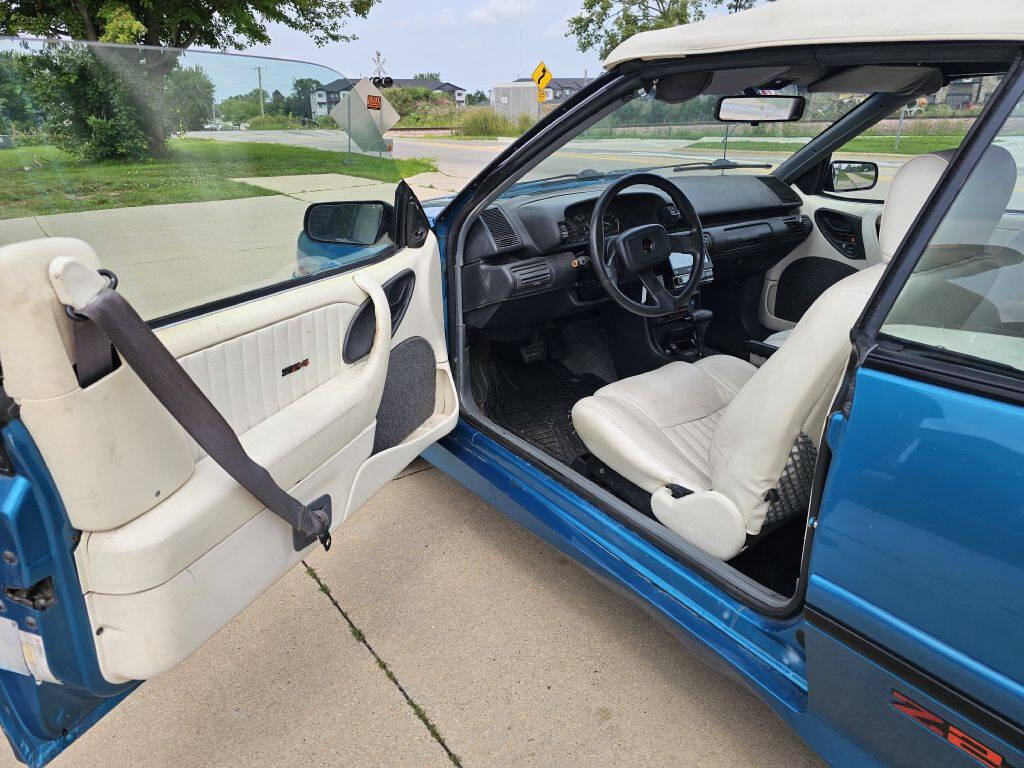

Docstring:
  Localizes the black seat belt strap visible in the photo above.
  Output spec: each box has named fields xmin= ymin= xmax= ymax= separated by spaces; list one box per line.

xmin=65 ymin=272 xmax=331 ymax=551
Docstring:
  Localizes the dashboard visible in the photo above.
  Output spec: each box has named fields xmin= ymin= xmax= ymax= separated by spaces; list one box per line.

xmin=461 ymin=174 xmax=813 ymax=329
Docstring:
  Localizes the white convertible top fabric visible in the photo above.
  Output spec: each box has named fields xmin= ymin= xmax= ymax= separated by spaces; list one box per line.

xmin=605 ymin=0 xmax=1024 ymax=67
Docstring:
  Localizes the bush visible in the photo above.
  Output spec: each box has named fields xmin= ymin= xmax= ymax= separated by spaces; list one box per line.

xmin=385 ymin=87 xmax=458 ymax=128
xmin=383 ymin=86 xmax=437 ymax=117
xmin=25 ymin=45 xmax=165 ymax=160
xmin=457 ymin=107 xmax=519 ymax=137
xmin=247 ymin=113 xmax=303 ymax=130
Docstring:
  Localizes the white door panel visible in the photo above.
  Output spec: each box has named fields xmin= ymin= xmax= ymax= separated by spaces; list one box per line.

xmin=0 ymin=230 xmax=455 ymax=685
xmin=759 ymin=192 xmax=883 ymax=331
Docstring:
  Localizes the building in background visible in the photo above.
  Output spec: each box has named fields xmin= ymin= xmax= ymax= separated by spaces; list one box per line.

xmin=934 ymin=75 xmax=1002 ymax=109
xmin=516 ymin=77 xmax=590 ymax=104
xmin=387 ymin=78 xmax=468 ymax=106
xmin=491 ymin=77 xmax=592 ymax=121
xmin=310 ymin=78 xmax=354 ymax=118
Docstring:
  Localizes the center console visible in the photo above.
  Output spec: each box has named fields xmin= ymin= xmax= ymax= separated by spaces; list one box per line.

xmin=648 ymin=251 xmax=715 ymax=362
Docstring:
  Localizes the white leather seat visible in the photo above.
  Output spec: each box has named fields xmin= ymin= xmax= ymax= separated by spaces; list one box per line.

xmin=573 ymin=146 xmax=1016 ymax=559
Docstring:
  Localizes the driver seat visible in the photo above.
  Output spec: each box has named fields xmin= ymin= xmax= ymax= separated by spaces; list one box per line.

xmin=572 ymin=147 xmax=1016 ymax=559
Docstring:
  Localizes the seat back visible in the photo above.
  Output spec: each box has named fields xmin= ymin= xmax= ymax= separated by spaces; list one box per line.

xmin=711 ymin=146 xmax=1016 ymax=536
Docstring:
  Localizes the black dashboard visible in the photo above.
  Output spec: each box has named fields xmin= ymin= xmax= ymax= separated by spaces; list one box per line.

xmin=462 ymin=173 xmax=812 ymax=330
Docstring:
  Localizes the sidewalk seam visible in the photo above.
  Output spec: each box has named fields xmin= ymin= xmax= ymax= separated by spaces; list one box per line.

xmin=302 ymin=561 xmax=463 ymax=768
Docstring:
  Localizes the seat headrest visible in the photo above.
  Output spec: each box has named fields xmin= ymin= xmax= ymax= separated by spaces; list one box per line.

xmin=880 ymin=144 xmax=1017 ymax=263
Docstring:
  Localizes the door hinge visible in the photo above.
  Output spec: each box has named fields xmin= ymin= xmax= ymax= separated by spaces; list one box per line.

xmin=5 ymin=576 xmax=57 ymax=612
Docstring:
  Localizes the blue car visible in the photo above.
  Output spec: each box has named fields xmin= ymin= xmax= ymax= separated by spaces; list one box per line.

xmin=1 ymin=2 xmax=1023 ymax=766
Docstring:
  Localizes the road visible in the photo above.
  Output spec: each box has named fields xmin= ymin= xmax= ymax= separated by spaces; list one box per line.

xmin=186 ymin=128 xmax=921 ymax=201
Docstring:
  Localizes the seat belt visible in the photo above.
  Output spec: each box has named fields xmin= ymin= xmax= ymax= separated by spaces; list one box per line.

xmin=62 ymin=269 xmax=332 ymax=552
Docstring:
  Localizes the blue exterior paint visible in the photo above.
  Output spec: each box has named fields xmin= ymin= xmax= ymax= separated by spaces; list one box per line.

xmin=806 ymin=624 xmax=1023 ymax=768
xmin=423 ymin=425 xmax=884 ymax=766
xmin=808 ymin=367 xmax=1024 ymax=727
xmin=0 ymin=422 xmax=136 ymax=768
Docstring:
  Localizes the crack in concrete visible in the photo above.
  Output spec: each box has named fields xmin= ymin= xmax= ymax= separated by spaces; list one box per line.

xmin=302 ymin=562 xmax=463 ymax=767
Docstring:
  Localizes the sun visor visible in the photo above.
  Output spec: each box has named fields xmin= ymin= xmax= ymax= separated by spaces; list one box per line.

xmin=808 ymin=66 xmax=943 ymax=95
xmin=705 ymin=67 xmax=790 ymax=94
xmin=656 ymin=67 xmax=789 ymax=102
xmin=655 ymin=72 xmax=712 ymax=103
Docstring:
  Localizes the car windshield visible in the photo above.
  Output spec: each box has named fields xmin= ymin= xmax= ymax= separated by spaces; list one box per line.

xmin=509 ymin=89 xmax=869 ymax=196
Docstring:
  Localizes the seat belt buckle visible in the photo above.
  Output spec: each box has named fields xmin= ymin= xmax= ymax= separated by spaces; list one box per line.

xmin=292 ymin=494 xmax=333 ymax=553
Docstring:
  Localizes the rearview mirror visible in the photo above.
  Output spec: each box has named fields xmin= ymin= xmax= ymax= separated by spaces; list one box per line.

xmin=825 ymin=160 xmax=879 ymax=193
xmin=303 ymin=201 xmax=391 ymax=245
xmin=715 ymin=95 xmax=806 ymax=123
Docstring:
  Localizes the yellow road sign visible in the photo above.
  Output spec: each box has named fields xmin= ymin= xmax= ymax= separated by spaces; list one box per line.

xmin=537 ymin=90 xmax=546 ymax=103
xmin=531 ymin=60 xmax=553 ymax=90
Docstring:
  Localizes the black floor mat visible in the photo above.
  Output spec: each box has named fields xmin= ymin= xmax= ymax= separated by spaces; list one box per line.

xmin=486 ymin=352 xmax=606 ymax=466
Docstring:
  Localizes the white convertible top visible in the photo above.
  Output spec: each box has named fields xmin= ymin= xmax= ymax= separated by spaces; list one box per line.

xmin=604 ymin=0 xmax=1024 ymax=67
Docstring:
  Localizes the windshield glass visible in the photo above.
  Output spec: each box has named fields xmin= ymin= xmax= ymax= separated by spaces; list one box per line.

xmin=510 ymin=89 xmax=868 ymax=194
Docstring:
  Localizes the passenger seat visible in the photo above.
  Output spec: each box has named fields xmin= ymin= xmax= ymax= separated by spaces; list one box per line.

xmin=749 ymin=147 xmax=1013 ymax=366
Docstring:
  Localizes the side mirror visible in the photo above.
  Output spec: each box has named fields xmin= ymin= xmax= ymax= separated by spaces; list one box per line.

xmin=715 ymin=95 xmax=806 ymax=123
xmin=303 ymin=201 xmax=392 ymax=246
xmin=825 ymin=160 xmax=879 ymax=193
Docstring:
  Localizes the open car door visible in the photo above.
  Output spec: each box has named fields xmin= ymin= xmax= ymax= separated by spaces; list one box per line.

xmin=0 ymin=41 xmax=457 ymax=767
xmin=805 ymin=71 xmax=1024 ymax=768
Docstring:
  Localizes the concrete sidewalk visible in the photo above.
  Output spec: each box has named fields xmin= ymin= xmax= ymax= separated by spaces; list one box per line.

xmin=4 ymin=464 xmax=823 ymax=768
xmin=0 ymin=168 xmax=467 ymax=320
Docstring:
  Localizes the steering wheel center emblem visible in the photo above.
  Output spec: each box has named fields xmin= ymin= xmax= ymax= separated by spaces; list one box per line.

xmin=641 ymin=238 xmax=655 ymax=253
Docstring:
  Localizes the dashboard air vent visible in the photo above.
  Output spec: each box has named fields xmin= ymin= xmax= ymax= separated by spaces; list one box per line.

xmin=510 ymin=260 xmax=552 ymax=292
xmin=480 ymin=207 xmax=522 ymax=249
xmin=756 ymin=176 xmax=803 ymax=207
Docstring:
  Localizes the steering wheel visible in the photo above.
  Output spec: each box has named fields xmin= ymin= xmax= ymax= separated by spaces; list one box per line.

xmin=589 ymin=172 xmax=705 ymax=318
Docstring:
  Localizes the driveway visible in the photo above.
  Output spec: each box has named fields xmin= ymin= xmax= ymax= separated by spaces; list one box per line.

xmin=1 ymin=464 xmax=824 ymax=768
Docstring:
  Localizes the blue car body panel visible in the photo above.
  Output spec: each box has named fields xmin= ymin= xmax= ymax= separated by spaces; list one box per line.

xmin=0 ymin=422 xmax=136 ymax=768
xmin=807 ymin=367 xmax=1024 ymax=736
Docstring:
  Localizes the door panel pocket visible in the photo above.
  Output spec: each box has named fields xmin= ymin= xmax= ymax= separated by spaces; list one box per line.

xmin=775 ymin=257 xmax=858 ymax=321
xmin=373 ymin=336 xmax=437 ymax=454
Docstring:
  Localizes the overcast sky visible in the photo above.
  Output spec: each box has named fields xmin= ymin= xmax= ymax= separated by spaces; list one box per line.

xmin=216 ymin=0 xmax=739 ymax=94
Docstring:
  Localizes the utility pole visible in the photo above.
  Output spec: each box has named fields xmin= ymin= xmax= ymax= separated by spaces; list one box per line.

xmin=254 ymin=66 xmax=265 ymax=115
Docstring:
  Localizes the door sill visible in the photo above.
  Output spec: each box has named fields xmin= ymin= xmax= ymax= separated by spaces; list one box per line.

xmin=454 ymin=398 xmax=803 ymax=618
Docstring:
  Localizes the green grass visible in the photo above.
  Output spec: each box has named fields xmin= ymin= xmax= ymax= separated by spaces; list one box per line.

xmin=682 ymin=134 xmax=969 ymax=156
xmin=839 ymin=134 xmax=967 ymax=155
xmin=0 ymin=138 xmax=436 ymax=220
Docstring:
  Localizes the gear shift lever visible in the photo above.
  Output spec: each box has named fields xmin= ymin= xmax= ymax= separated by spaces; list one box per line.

xmin=690 ymin=308 xmax=713 ymax=357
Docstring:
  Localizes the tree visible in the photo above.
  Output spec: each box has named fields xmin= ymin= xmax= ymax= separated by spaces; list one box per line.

xmin=0 ymin=51 xmax=39 ymax=133
xmin=285 ymin=77 xmax=323 ymax=120
xmin=269 ymin=89 xmax=287 ymax=114
xmin=567 ymin=0 xmax=766 ymax=59
xmin=2 ymin=0 xmax=379 ymax=52
xmin=217 ymin=89 xmax=267 ymax=125
xmin=2 ymin=0 xmax=379 ymax=149
xmin=164 ymin=66 xmax=215 ymax=131
xmin=465 ymin=90 xmax=489 ymax=106
xmin=413 ymin=71 xmax=440 ymax=81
